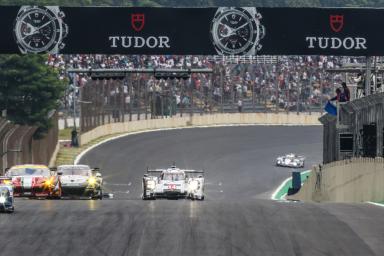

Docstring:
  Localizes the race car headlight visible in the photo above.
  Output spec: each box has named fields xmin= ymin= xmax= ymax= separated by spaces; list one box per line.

xmin=146 ymin=180 xmax=156 ymax=190
xmin=3 ymin=180 xmax=11 ymax=185
xmin=189 ymin=180 xmax=199 ymax=191
xmin=0 ymin=196 xmax=6 ymax=203
xmin=88 ymin=177 xmax=97 ymax=185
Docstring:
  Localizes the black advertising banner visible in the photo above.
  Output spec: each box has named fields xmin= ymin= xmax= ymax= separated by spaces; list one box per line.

xmin=1 ymin=6 xmax=383 ymax=56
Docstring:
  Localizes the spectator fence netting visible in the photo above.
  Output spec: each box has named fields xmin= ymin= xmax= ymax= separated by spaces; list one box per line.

xmin=48 ymin=54 xmax=366 ymax=133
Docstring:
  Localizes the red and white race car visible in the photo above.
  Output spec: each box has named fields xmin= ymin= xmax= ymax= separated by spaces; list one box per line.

xmin=5 ymin=164 xmax=61 ymax=198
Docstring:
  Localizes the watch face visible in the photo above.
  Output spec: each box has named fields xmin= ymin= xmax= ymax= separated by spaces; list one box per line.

xmin=14 ymin=6 xmax=62 ymax=53
xmin=211 ymin=8 xmax=263 ymax=55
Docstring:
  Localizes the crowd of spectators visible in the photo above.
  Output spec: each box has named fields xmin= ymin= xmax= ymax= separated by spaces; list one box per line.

xmin=48 ymin=54 xmax=364 ymax=113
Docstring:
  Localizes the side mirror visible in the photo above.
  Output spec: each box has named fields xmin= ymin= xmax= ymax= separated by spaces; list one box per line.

xmin=93 ymin=167 xmax=100 ymax=172
xmin=57 ymin=171 xmax=63 ymax=176
xmin=50 ymin=167 xmax=57 ymax=176
xmin=3 ymin=167 xmax=10 ymax=175
xmin=143 ymin=174 xmax=148 ymax=177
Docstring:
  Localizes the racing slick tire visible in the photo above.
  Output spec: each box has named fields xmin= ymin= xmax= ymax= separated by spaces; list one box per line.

xmin=97 ymin=189 xmax=103 ymax=200
xmin=90 ymin=189 xmax=103 ymax=200
xmin=142 ymin=194 xmax=155 ymax=200
xmin=5 ymin=207 xmax=14 ymax=213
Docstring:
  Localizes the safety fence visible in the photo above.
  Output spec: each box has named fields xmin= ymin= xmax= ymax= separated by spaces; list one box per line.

xmin=321 ymin=92 xmax=384 ymax=164
xmin=289 ymin=157 xmax=384 ymax=203
xmin=0 ymin=113 xmax=58 ymax=173
xmin=78 ymin=68 xmax=331 ymax=133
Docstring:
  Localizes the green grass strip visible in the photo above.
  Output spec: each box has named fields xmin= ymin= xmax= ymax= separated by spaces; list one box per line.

xmin=55 ymin=132 xmax=126 ymax=166
xmin=273 ymin=170 xmax=311 ymax=200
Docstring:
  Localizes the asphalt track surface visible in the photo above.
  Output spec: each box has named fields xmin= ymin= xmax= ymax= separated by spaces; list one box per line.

xmin=1 ymin=126 xmax=384 ymax=256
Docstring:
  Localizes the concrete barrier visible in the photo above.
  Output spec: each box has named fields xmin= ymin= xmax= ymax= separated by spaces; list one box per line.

xmin=79 ymin=113 xmax=321 ymax=146
xmin=289 ymin=157 xmax=384 ymax=203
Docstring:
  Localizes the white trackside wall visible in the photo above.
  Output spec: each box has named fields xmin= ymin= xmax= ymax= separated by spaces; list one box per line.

xmin=79 ymin=113 xmax=321 ymax=146
xmin=289 ymin=157 xmax=384 ymax=203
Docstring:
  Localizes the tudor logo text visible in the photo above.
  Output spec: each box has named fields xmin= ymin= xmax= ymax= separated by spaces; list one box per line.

xmin=306 ymin=37 xmax=367 ymax=50
xmin=305 ymin=14 xmax=367 ymax=51
xmin=109 ymin=13 xmax=170 ymax=49
xmin=109 ymin=36 xmax=170 ymax=48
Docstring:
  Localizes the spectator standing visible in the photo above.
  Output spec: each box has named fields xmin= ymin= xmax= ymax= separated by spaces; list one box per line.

xmin=330 ymin=88 xmax=347 ymax=102
xmin=342 ymin=82 xmax=351 ymax=101
xmin=238 ymin=99 xmax=243 ymax=113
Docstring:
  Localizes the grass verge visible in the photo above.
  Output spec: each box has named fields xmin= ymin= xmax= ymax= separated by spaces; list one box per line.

xmin=272 ymin=170 xmax=311 ymax=200
xmin=55 ymin=132 xmax=125 ymax=166
xmin=59 ymin=128 xmax=73 ymax=140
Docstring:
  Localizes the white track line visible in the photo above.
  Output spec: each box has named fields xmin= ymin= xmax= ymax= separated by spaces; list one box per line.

xmin=367 ymin=202 xmax=384 ymax=208
xmin=270 ymin=170 xmax=311 ymax=200
xmin=271 ymin=176 xmax=292 ymax=200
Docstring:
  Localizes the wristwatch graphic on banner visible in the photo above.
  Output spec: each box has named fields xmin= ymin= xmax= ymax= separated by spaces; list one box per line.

xmin=13 ymin=6 xmax=68 ymax=54
xmin=210 ymin=7 xmax=265 ymax=55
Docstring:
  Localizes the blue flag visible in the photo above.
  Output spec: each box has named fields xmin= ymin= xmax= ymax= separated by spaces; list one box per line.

xmin=324 ymin=101 xmax=337 ymax=116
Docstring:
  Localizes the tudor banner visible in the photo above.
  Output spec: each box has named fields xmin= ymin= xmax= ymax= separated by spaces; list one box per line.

xmin=0 ymin=6 xmax=383 ymax=56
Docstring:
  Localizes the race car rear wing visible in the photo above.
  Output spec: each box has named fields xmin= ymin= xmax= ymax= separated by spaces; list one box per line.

xmin=146 ymin=169 xmax=204 ymax=173
xmin=184 ymin=170 xmax=204 ymax=174
xmin=146 ymin=169 xmax=165 ymax=173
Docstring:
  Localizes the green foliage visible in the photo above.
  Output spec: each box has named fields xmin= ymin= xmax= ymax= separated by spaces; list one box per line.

xmin=0 ymin=55 xmax=66 ymax=138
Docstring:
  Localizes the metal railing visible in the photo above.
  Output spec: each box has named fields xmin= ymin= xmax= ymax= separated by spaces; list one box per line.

xmin=78 ymin=74 xmax=328 ymax=133
xmin=0 ymin=112 xmax=58 ymax=172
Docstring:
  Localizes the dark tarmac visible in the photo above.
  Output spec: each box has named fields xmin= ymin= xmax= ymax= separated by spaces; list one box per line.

xmin=1 ymin=126 xmax=383 ymax=256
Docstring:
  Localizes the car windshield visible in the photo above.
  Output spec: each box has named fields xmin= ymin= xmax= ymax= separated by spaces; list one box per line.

xmin=58 ymin=166 xmax=91 ymax=176
xmin=0 ymin=187 xmax=10 ymax=196
xmin=8 ymin=167 xmax=50 ymax=177
xmin=162 ymin=173 xmax=185 ymax=181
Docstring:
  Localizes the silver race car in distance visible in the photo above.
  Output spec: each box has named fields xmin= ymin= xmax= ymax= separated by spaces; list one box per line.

xmin=142 ymin=165 xmax=204 ymax=200
xmin=57 ymin=165 xmax=103 ymax=199
xmin=276 ymin=153 xmax=305 ymax=168
xmin=0 ymin=177 xmax=14 ymax=213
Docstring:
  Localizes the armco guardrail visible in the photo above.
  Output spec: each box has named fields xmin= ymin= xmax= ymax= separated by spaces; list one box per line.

xmin=0 ymin=113 xmax=59 ymax=172
xmin=79 ymin=112 xmax=321 ymax=146
xmin=289 ymin=157 xmax=384 ymax=203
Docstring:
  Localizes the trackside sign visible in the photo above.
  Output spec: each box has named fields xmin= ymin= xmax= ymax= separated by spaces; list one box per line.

xmin=0 ymin=6 xmax=382 ymax=55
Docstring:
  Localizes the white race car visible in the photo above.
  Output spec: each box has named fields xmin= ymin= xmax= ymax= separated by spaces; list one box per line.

xmin=276 ymin=153 xmax=305 ymax=168
xmin=0 ymin=177 xmax=14 ymax=213
xmin=142 ymin=165 xmax=204 ymax=200
xmin=57 ymin=165 xmax=103 ymax=199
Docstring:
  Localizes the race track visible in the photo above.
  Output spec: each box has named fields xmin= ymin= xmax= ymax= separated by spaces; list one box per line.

xmin=1 ymin=126 xmax=384 ymax=256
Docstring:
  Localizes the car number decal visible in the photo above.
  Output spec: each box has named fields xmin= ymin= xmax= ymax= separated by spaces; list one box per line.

xmin=168 ymin=184 xmax=176 ymax=190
